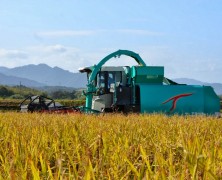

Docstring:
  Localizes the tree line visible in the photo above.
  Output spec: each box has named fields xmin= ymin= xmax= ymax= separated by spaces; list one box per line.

xmin=0 ymin=85 xmax=83 ymax=100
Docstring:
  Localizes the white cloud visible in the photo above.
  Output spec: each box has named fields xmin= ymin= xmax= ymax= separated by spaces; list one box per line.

xmin=45 ymin=44 xmax=67 ymax=53
xmin=23 ymin=45 xmax=89 ymax=71
xmin=36 ymin=30 xmax=95 ymax=38
xmin=35 ymin=29 xmax=164 ymax=39
xmin=28 ymin=44 xmax=69 ymax=54
xmin=0 ymin=45 xmax=84 ymax=71
xmin=0 ymin=49 xmax=28 ymax=59
xmin=0 ymin=45 xmax=221 ymax=83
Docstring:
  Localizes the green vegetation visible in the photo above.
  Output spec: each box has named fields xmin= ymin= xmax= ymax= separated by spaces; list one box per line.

xmin=49 ymin=89 xmax=84 ymax=100
xmin=0 ymin=85 xmax=85 ymax=110
xmin=0 ymin=85 xmax=46 ymax=99
xmin=58 ymin=99 xmax=85 ymax=107
xmin=0 ymin=85 xmax=84 ymax=100
xmin=0 ymin=113 xmax=222 ymax=179
xmin=0 ymin=99 xmax=21 ymax=111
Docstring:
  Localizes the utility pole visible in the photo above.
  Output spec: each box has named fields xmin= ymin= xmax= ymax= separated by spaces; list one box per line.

xmin=19 ymin=81 xmax=22 ymax=94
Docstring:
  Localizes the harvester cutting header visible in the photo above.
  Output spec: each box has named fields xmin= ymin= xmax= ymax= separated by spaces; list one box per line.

xmin=79 ymin=49 xmax=220 ymax=115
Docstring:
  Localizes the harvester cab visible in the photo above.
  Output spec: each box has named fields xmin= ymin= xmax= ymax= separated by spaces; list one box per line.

xmin=79 ymin=50 xmax=220 ymax=115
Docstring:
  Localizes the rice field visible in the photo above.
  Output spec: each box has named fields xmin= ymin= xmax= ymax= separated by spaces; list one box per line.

xmin=0 ymin=112 xmax=222 ymax=179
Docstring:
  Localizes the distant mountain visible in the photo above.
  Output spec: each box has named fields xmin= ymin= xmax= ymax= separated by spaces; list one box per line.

xmin=173 ymin=78 xmax=222 ymax=95
xmin=0 ymin=64 xmax=87 ymax=88
xmin=0 ymin=67 xmax=9 ymax=73
xmin=173 ymin=78 xmax=204 ymax=85
xmin=0 ymin=64 xmax=221 ymax=95
xmin=0 ymin=72 xmax=45 ymax=87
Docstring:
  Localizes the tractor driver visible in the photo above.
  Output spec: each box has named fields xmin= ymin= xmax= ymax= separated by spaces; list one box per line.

xmin=108 ymin=72 xmax=115 ymax=89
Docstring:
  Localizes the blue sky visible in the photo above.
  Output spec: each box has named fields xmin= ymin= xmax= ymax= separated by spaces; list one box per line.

xmin=0 ymin=0 xmax=222 ymax=83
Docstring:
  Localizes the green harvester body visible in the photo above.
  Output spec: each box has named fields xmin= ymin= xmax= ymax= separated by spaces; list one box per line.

xmin=79 ymin=50 xmax=220 ymax=115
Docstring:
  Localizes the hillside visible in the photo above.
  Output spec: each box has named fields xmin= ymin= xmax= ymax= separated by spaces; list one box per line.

xmin=173 ymin=78 xmax=222 ymax=95
xmin=0 ymin=72 xmax=45 ymax=87
xmin=0 ymin=64 xmax=87 ymax=88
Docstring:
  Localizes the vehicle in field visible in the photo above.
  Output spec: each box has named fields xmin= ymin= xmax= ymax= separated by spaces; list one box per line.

xmin=79 ymin=49 xmax=220 ymax=115
xmin=19 ymin=95 xmax=79 ymax=113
